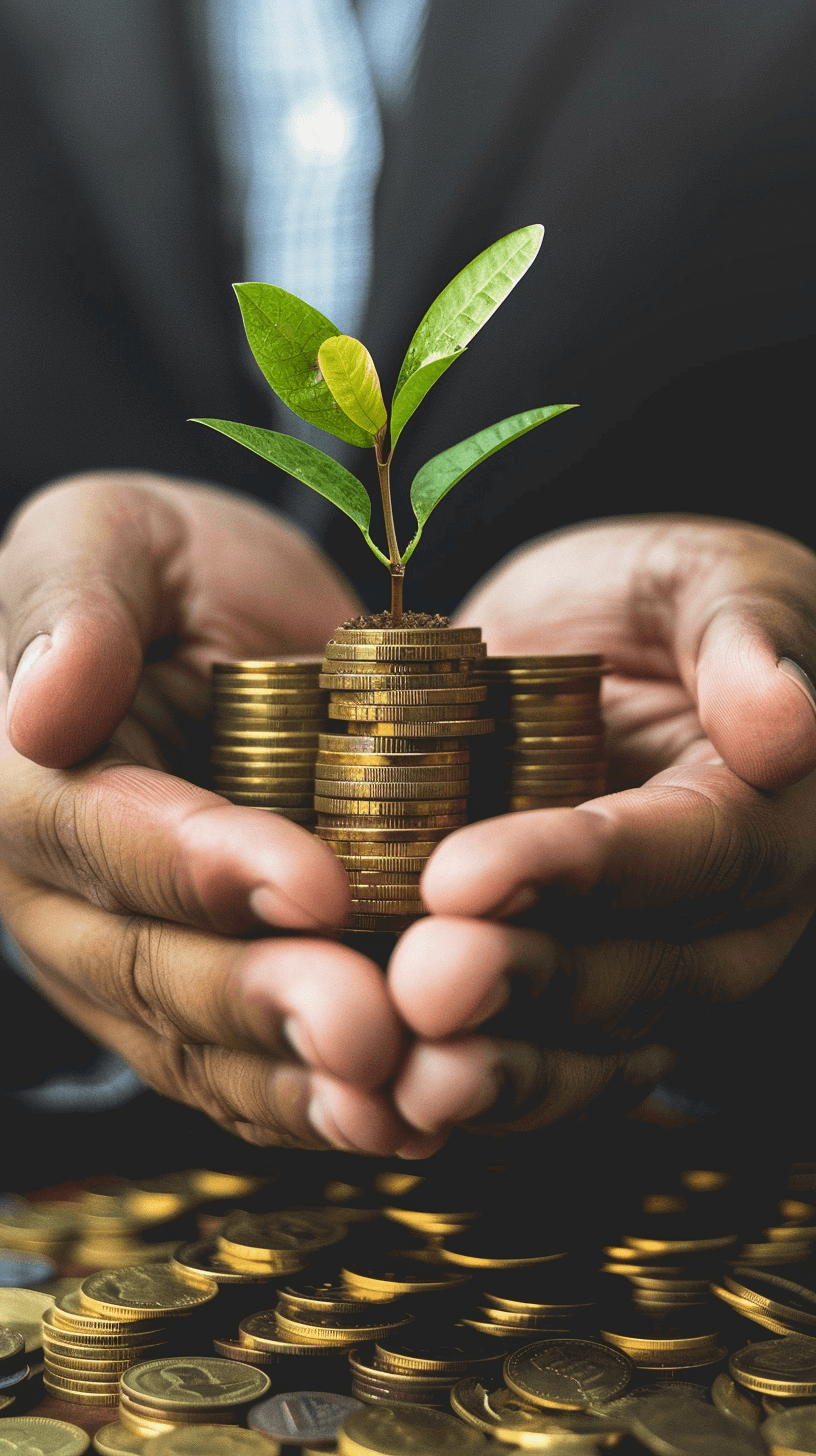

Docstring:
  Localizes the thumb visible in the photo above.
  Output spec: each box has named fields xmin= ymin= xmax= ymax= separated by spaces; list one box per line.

xmin=1 ymin=476 xmax=176 ymax=768
xmin=693 ymin=599 xmax=816 ymax=791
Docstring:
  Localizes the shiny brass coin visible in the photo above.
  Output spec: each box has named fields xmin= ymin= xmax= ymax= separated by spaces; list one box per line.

xmin=213 ymin=731 xmax=322 ymax=745
xmin=509 ymin=760 xmax=607 ymax=777
xmin=509 ymin=777 xmax=605 ymax=794
xmin=79 ymin=1266 xmax=217 ymax=1320
xmin=347 ymin=871 xmax=421 ymax=885
xmin=211 ymin=1338 xmax=278 ymax=1366
xmin=710 ymin=1373 xmax=763 ymax=1427
xmin=712 ymin=1284 xmax=798 ymax=1334
xmin=509 ymin=692 xmax=599 ymax=707
xmin=330 ymin=688 xmax=486 ymax=707
xmin=349 ymin=900 xmax=424 ymax=916
xmin=212 ymin=745 xmax=318 ymax=761
xmin=44 ymin=1353 xmax=138 ymax=1375
xmin=0 ymin=1418 xmax=91 ymax=1456
xmin=146 ymin=1429 xmax=282 ymax=1456
xmin=275 ymin=1309 xmax=413 ymax=1345
xmin=324 ymin=642 xmax=486 ymax=661
xmin=511 ymin=734 xmax=605 ymax=751
xmin=624 ymin=1232 xmax=737 ymax=1255
xmin=762 ymin=1407 xmax=816 ymax=1454
xmin=213 ymin=706 xmax=327 ymax=722
xmin=218 ymin=1211 xmax=346 ymax=1261
xmin=44 ymin=1313 xmax=164 ymax=1346
xmin=172 ymin=1241 xmax=283 ymax=1287
xmin=330 ymin=703 xmax=481 ymax=723
xmin=324 ymin=657 xmax=465 ymax=674
xmin=336 ymin=857 xmax=433 ymax=873
xmin=314 ymin=781 xmax=468 ymax=801
xmin=315 ymin=795 xmax=467 ymax=816
xmin=730 ymin=1336 xmax=816 ymax=1395
xmin=317 ymin=822 xmax=456 ymax=840
xmin=317 ymin=763 xmax=468 ymax=783
xmin=42 ymin=1378 xmax=119 ymax=1405
xmin=342 ymin=719 xmax=493 ymax=737
xmin=599 ymin=1323 xmax=720 ymax=1356
xmin=506 ymin=712 xmax=602 ymax=728
xmin=119 ymin=1393 xmax=237 ymax=1426
xmin=321 ymin=673 xmax=472 ymax=691
xmin=319 ymin=749 xmax=470 ymax=768
xmin=122 ymin=1356 xmax=270 ymax=1411
xmin=349 ymin=913 xmax=418 ymax=931
xmin=278 ymin=1282 xmax=379 ymax=1315
xmin=504 ymin=1339 xmax=633 ymax=1412
xmin=213 ymin=659 xmax=322 ymax=672
xmin=237 ymin=1312 xmax=351 ymax=1356
xmin=724 ymin=1269 xmax=816 ymax=1327
xmin=331 ymin=626 xmax=481 ymax=643
xmin=212 ymin=765 xmax=316 ymax=782
xmin=93 ymin=1421 xmax=151 ymax=1455
xmin=336 ymin=1403 xmax=488 ymax=1456
xmin=213 ymin=686 xmax=326 ymax=700
xmin=351 ymin=884 xmax=423 ymax=902
xmin=450 ymin=1375 xmax=625 ymax=1447
xmin=217 ymin=802 xmax=316 ymax=822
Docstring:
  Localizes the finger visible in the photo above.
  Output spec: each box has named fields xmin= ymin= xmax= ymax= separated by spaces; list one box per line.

xmin=0 ymin=756 xmax=350 ymax=934
xmin=422 ymin=766 xmax=797 ymax=924
xmin=0 ymin=477 xmax=178 ymax=766
xmin=0 ymin=865 xmax=403 ymax=1092
xmin=393 ymin=1033 xmax=675 ymax=1135
xmin=0 ymin=473 xmax=360 ymax=768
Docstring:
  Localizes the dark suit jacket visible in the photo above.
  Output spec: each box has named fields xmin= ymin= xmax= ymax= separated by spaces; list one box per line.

xmin=1 ymin=0 xmax=813 ymax=612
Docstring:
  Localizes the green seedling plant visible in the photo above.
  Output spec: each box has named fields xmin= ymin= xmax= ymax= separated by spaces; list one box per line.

xmin=193 ymin=224 xmax=576 ymax=623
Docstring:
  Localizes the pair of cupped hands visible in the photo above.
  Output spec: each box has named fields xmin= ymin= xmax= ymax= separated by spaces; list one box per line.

xmin=2 ymin=473 xmax=816 ymax=1157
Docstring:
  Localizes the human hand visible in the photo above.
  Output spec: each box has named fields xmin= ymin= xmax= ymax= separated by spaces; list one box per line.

xmin=388 ymin=517 xmax=816 ymax=1138
xmin=0 ymin=472 xmax=437 ymax=1156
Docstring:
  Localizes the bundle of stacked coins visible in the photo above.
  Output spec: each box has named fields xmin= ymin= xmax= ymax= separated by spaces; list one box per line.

xmin=210 ymin=660 xmax=327 ymax=826
xmin=117 ymin=1356 xmax=270 ymax=1438
xmin=316 ymin=626 xmax=493 ymax=932
xmin=211 ymin=1210 xmax=347 ymax=1279
xmin=471 ymin=653 xmax=607 ymax=815
xmin=349 ymin=1326 xmax=507 ymax=1410
xmin=42 ymin=1267 xmax=218 ymax=1408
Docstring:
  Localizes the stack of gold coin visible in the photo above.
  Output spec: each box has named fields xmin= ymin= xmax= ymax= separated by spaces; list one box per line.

xmin=471 ymin=654 xmax=606 ymax=814
xmin=598 ymin=1308 xmax=727 ymax=1375
xmin=316 ymin=624 xmax=493 ymax=932
xmin=210 ymin=660 xmax=327 ymax=826
xmin=0 ymin=1200 xmax=81 ymax=1265
xmin=213 ymin=1210 xmax=347 ymax=1278
xmin=349 ymin=1326 xmax=508 ymax=1409
xmin=117 ymin=1356 xmax=270 ymax=1437
xmin=337 ymin=1402 xmax=490 ymax=1456
xmin=711 ymin=1267 xmax=816 ymax=1336
xmin=43 ymin=1293 xmax=172 ymax=1408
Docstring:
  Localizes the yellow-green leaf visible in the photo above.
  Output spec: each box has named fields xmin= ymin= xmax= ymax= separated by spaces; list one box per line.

xmin=317 ymin=335 xmax=387 ymax=436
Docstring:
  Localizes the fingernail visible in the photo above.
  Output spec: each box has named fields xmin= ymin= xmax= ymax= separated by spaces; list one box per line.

xmin=498 ymin=885 xmax=539 ymax=917
xmin=7 ymin=634 xmax=51 ymax=717
xmin=307 ymin=1089 xmax=357 ymax=1151
xmin=282 ymin=1015 xmax=318 ymax=1065
xmin=778 ymin=658 xmax=816 ymax=717
xmin=461 ymin=976 xmax=511 ymax=1031
xmin=396 ymin=1132 xmax=448 ymax=1160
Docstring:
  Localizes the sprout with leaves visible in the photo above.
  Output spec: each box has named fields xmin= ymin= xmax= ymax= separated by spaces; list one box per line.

xmin=193 ymin=225 xmax=576 ymax=623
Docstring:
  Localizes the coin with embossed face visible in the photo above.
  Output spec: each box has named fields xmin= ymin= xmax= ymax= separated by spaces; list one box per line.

xmin=248 ymin=1391 xmax=363 ymax=1444
xmin=450 ymin=1376 xmax=625 ymax=1447
xmin=337 ymin=1403 xmax=488 ymax=1456
xmin=122 ymin=1356 xmax=270 ymax=1411
xmin=504 ymin=1340 xmax=633 ymax=1411
xmin=0 ymin=1417 xmax=91 ymax=1455
xmin=140 ymin=1428 xmax=282 ymax=1456
xmin=0 ymin=1288 xmax=54 ymax=1351
xmin=730 ymin=1335 xmax=816 ymax=1395
xmin=80 ymin=1266 xmax=217 ymax=1319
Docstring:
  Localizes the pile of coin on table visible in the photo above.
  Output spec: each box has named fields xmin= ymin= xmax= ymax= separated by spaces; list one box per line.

xmin=4 ymin=1159 xmax=816 ymax=1451
xmin=315 ymin=624 xmax=495 ymax=932
xmin=471 ymin=653 xmax=607 ymax=816
xmin=210 ymin=659 xmax=328 ymax=826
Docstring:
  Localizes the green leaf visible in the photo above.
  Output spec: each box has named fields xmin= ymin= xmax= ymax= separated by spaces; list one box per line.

xmin=234 ymin=283 xmax=372 ymax=448
xmin=317 ymin=335 xmax=387 ymax=436
xmin=403 ymin=405 xmax=577 ymax=562
xmin=390 ymin=351 xmax=462 ymax=450
xmin=191 ymin=419 xmax=388 ymax=564
xmin=393 ymin=224 xmax=544 ymax=420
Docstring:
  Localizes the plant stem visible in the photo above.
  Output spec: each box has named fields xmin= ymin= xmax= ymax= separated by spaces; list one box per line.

xmin=375 ymin=434 xmax=404 ymax=623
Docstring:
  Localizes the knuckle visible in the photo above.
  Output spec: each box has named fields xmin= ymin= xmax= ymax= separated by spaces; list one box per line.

xmin=46 ymin=779 xmax=128 ymax=914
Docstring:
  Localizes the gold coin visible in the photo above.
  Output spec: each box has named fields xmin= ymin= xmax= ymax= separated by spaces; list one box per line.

xmin=316 ymin=786 xmax=466 ymax=809
xmin=0 ymin=1288 xmax=55 ymax=1351
xmin=331 ymin=626 xmax=481 ymax=644
xmin=141 ymin=1428 xmax=281 ymax=1456
xmin=324 ymin=642 xmax=486 ymax=661
xmin=730 ymin=1335 xmax=816 ymax=1395
xmin=319 ymin=741 xmax=470 ymax=761
xmin=218 ymin=1211 xmax=345 ymax=1259
xmin=210 ymin=752 xmax=316 ymax=768
xmin=213 ymin=730 xmax=322 ymax=743
xmin=503 ymin=1339 xmax=633 ymax=1412
xmin=450 ymin=1375 xmax=624 ymax=1445
xmin=122 ymin=1357 xmax=270 ymax=1411
xmin=172 ymin=1241 xmax=283 ymax=1287
xmin=320 ymin=673 xmax=472 ymax=691
xmin=212 ymin=788 xmax=315 ymax=806
xmin=330 ymin=702 xmax=481 ymax=723
xmin=318 ymin=813 xmax=466 ymax=830
xmin=44 ymin=1351 xmax=143 ymax=1373
xmin=350 ymin=884 xmax=423 ymax=901
xmin=337 ymin=1403 xmax=487 ymax=1456
xmin=509 ymin=776 xmax=605 ymax=792
xmin=42 ymin=1378 xmax=119 ymax=1406
xmin=349 ymin=899 xmax=424 ymax=916
xmin=237 ymin=1312 xmax=348 ymax=1356
xmin=213 ymin=659 xmax=322 ymax=671
xmin=348 ymin=913 xmax=418 ymax=931
xmin=347 ymin=870 xmax=421 ymax=884
xmin=44 ymin=1313 xmax=164 ymax=1347
xmin=712 ymin=1284 xmax=798 ymax=1334
xmin=624 ymin=1233 xmax=737 ymax=1255
xmin=323 ymin=657 xmax=464 ymax=673
xmin=511 ymin=735 xmax=605 ymax=751
xmin=274 ymin=1309 xmax=412 ymax=1345
xmin=79 ymin=1266 xmax=217 ymax=1320
xmin=330 ymin=687 xmax=486 ymax=707
xmin=213 ymin=685 xmax=326 ymax=699
xmin=92 ymin=1421 xmax=149 ymax=1455
xmin=509 ymin=691 xmax=599 ymax=705
xmin=213 ymin=706 xmax=327 ymax=722
xmin=723 ymin=1269 xmax=816 ymax=1327
xmin=336 ymin=857 xmax=433 ymax=873
xmin=317 ymin=763 xmax=467 ymax=782
xmin=709 ymin=1373 xmax=763 ymax=1427
xmin=510 ymin=762 xmax=606 ymax=779
xmin=762 ymin=1407 xmax=816 ymax=1453
xmin=347 ymin=719 xmax=493 ymax=738
xmin=0 ymin=1418 xmax=91 ymax=1455
xmin=322 ymin=825 xmax=447 ymax=842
